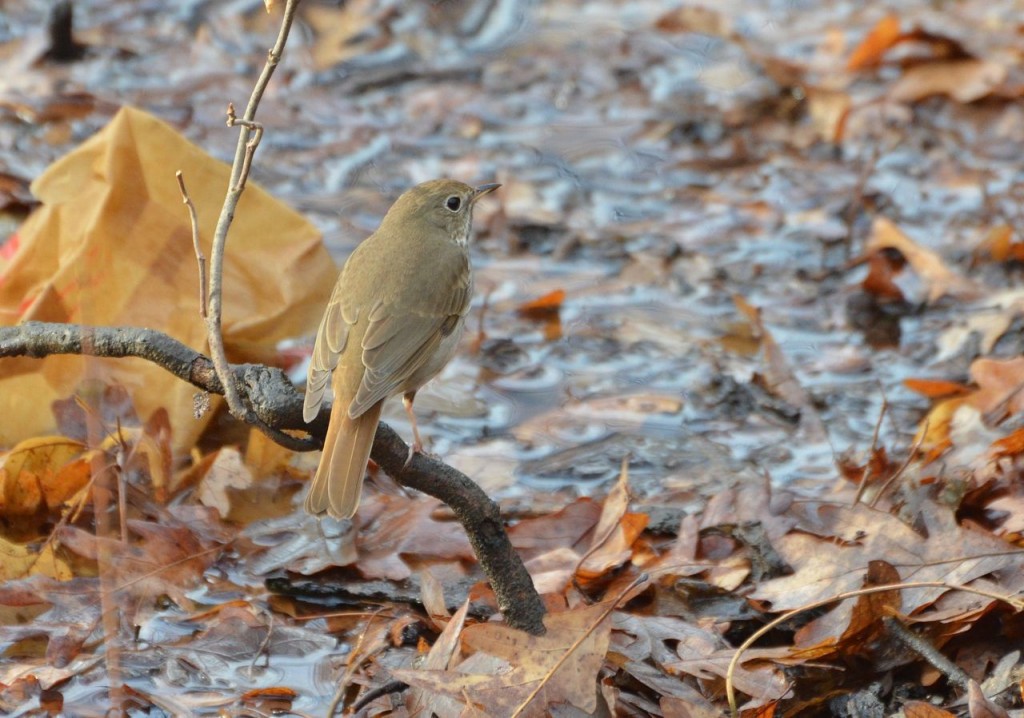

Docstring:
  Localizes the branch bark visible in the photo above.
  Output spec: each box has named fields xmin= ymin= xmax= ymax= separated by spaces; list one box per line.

xmin=0 ymin=320 xmax=547 ymax=634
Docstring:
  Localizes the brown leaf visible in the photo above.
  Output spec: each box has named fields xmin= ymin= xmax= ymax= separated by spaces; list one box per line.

xmin=904 ymin=701 xmax=956 ymax=718
xmin=420 ymin=568 xmax=450 ymax=631
xmin=355 ymin=493 xmax=475 ymax=580
xmin=915 ymin=396 xmax=967 ymax=461
xmin=733 ymin=295 xmax=825 ymax=438
xmin=751 ymin=500 xmax=1023 ymax=649
xmin=614 ymin=612 xmax=789 ymax=705
xmin=889 ymin=59 xmax=1008 ymax=104
xmin=576 ymin=462 xmax=648 ymax=581
xmin=968 ymin=680 xmax=1010 ymax=718
xmin=0 ymin=537 xmax=72 ymax=581
xmin=967 ymin=357 xmax=1024 ymax=417
xmin=394 ymin=602 xmax=614 ymax=716
xmin=990 ymin=427 xmax=1024 ymax=460
xmin=864 ymin=217 xmax=980 ymax=302
xmin=836 ymin=560 xmax=901 ymax=650
xmin=509 ymin=498 xmax=603 ymax=560
xmin=406 ymin=600 xmax=471 ymax=717
xmin=861 ymin=251 xmax=906 ymax=302
xmin=654 ymin=5 xmax=732 ymax=37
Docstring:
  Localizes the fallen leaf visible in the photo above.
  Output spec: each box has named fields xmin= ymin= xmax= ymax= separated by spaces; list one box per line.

xmin=0 ymin=436 xmax=87 ymax=515
xmin=733 ymin=295 xmax=825 ymax=438
xmin=967 ymin=679 xmax=1010 ymax=718
xmin=393 ymin=601 xmax=613 ymax=717
xmin=576 ymin=461 xmax=649 ymax=581
xmin=847 ymin=15 xmax=901 ymax=70
xmin=517 ymin=289 xmax=566 ymax=319
xmin=864 ymin=217 xmax=979 ymax=302
xmin=966 ymin=356 xmax=1024 ymax=417
xmin=889 ymin=59 xmax=1008 ymax=104
xmin=904 ymin=378 xmax=971 ymax=400
xmin=904 ymin=701 xmax=956 ymax=718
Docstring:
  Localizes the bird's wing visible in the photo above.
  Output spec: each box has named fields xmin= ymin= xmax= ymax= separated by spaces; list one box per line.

xmin=347 ymin=257 xmax=472 ymax=418
xmin=302 ymin=279 xmax=357 ymax=423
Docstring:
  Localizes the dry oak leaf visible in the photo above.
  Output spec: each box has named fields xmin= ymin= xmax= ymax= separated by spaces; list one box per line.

xmin=354 ymin=493 xmax=475 ymax=581
xmin=0 ymin=436 xmax=87 ymax=515
xmin=864 ymin=217 xmax=980 ymax=302
xmin=889 ymin=59 xmax=1008 ymax=104
xmin=0 ymin=537 xmax=72 ymax=581
xmin=405 ymin=600 xmax=471 ymax=718
xmin=966 ymin=356 xmax=1024 ymax=417
xmin=576 ymin=461 xmax=649 ymax=581
xmin=391 ymin=601 xmax=613 ymax=718
xmin=750 ymin=500 xmax=1022 ymax=647
xmin=613 ymin=612 xmax=789 ymax=707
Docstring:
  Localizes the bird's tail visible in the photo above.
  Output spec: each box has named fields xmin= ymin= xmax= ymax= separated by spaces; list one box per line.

xmin=305 ymin=400 xmax=383 ymax=519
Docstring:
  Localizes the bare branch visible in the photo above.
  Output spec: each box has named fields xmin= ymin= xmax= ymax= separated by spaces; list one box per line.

xmin=0 ymin=320 xmax=547 ymax=634
xmin=175 ymin=171 xmax=207 ymax=319
xmin=204 ymin=0 xmax=299 ymax=427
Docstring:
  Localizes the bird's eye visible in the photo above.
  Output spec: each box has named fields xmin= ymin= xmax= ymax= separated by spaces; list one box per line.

xmin=445 ymin=195 xmax=462 ymax=212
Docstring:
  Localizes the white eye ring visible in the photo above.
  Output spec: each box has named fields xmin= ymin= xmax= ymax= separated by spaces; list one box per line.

xmin=445 ymin=195 xmax=462 ymax=212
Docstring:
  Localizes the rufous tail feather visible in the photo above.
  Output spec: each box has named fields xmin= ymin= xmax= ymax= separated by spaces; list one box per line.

xmin=305 ymin=400 xmax=383 ymax=518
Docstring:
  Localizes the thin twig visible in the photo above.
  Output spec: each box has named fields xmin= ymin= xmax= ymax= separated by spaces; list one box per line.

xmin=329 ymin=609 xmax=387 ymax=716
xmin=725 ymin=580 xmax=1024 ymax=716
xmin=204 ymin=0 xmax=299 ymax=425
xmin=225 ymin=104 xmax=264 ymax=191
xmin=852 ymin=390 xmax=887 ymax=505
xmin=869 ymin=422 xmax=927 ymax=508
xmin=175 ymin=171 xmax=207 ymax=318
xmin=882 ymin=616 xmax=971 ymax=689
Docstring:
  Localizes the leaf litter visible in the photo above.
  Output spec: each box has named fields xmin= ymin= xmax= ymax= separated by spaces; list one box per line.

xmin=2 ymin=0 xmax=1024 ymax=715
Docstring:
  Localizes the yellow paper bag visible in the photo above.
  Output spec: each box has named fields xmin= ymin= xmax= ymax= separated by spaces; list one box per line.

xmin=0 ymin=106 xmax=337 ymax=452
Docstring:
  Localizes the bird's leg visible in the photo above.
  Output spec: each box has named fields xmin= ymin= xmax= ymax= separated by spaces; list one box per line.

xmin=402 ymin=391 xmax=424 ymax=467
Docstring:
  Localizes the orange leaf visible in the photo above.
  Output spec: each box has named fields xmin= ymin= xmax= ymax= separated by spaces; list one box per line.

xmin=915 ymin=396 xmax=967 ymax=461
xmin=903 ymin=378 xmax=971 ymax=399
xmin=517 ymin=289 xmax=566 ymax=319
xmin=904 ymin=701 xmax=956 ymax=718
xmin=991 ymin=427 xmax=1024 ymax=459
xmin=847 ymin=15 xmax=901 ymax=70
xmin=861 ymin=252 xmax=905 ymax=301
xmin=980 ymin=224 xmax=1015 ymax=263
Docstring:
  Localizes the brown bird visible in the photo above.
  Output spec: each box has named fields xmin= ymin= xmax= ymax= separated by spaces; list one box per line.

xmin=303 ymin=179 xmax=499 ymax=518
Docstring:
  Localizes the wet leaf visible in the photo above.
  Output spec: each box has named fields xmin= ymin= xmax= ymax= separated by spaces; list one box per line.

xmin=847 ymin=15 xmax=901 ymax=70
xmin=864 ymin=217 xmax=980 ymax=302
xmin=517 ymin=289 xmax=566 ymax=319
xmin=889 ymin=59 xmax=1008 ymax=104
xmin=395 ymin=602 xmax=614 ymax=716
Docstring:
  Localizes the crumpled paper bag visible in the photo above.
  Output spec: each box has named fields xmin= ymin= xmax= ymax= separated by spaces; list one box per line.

xmin=0 ymin=106 xmax=337 ymax=452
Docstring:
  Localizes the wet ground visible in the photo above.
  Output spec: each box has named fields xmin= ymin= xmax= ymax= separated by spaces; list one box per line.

xmin=2 ymin=0 xmax=1023 ymax=709
xmin=3 ymin=0 xmax=1022 ymax=526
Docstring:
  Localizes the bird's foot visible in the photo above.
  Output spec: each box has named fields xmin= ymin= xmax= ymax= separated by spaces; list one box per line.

xmin=403 ymin=440 xmax=424 ymax=469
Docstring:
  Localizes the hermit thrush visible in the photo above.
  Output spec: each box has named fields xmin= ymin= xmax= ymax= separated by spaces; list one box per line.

xmin=303 ymin=179 xmax=499 ymax=518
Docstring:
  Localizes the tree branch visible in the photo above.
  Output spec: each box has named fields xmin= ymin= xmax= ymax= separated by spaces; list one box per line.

xmin=0 ymin=320 xmax=547 ymax=634
xmin=202 ymin=0 xmax=298 ymax=444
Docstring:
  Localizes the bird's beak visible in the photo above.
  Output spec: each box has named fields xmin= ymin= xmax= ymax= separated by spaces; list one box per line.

xmin=472 ymin=183 xmax=501 ymax=203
